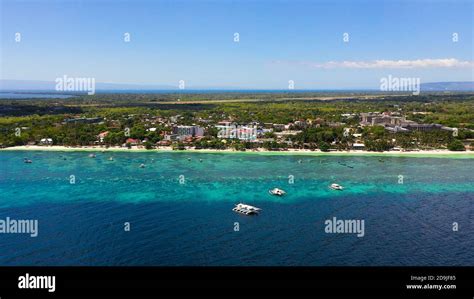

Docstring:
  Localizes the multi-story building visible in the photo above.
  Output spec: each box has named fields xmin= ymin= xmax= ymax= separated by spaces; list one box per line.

xmin=172 ymin=125 xmax=204 ymax=138
xmin=216 ymin=123 xmax=257 ymax=141
xmin=360 ymin=112 xmax=405 ymax=126
xmin=360 ymin=112 xmax=457 ymax=133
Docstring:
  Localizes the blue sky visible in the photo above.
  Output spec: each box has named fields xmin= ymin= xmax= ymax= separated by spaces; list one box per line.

xmin=1 ymin=0 xmax=473 ymax=89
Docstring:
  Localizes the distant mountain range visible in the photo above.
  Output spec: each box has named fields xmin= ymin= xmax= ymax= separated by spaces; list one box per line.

xmin=0 ymin=80 xmax=473 ymax=92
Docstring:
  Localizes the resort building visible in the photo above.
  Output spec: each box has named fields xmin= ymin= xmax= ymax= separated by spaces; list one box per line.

xmin=384 ymin=122 xmax=456 ymax=133
xmin=401 ymin=123 xmax=456 ymax=132
xmin=39 ymin=138 xmax=53 ymax=145
xmin=163 ymin=134 xmax=179 ymax=141
xmin=156 ymin=140 xmax=171 ymax=146
xmin=360 ymin=112 xmax=405 ymax=126
xmin=125 ymin=138 xmax=140 ymax=145
xmin=97 ymin=131 xmax=109 ymax=143
xmin=216 ymin=124 xmax=257 ymax=141
xmin=274 ymin=130 xmax=302 ymax=140
xmin=172 ymin=125 xmax=204 ymax=138
xmin=352 ymin=143 xmax=365 ymax=150
xmin=360 ymin=112 xmax=456 ymax=134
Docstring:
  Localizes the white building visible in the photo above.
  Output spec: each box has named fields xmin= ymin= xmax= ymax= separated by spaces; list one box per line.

xmin=172 ymin=125 xmax=204 ymax=138
xmin=40 ymin=138 xmax=53 ymax=145
xmin=216 ymin=124 xmax=257 ymax=141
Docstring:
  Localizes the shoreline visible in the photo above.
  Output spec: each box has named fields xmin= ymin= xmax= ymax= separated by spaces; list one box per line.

xmin=1 ymin=145 xmax=473 ymax=158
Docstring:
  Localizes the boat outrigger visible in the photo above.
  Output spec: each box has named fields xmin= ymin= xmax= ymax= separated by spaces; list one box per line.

xmin=269 ymin=188 xmax=286 ymax=196
xmin=330 ymin=183 xmax=344 ymax=190
xmin=232 ymin=203 xmax=261 ymax=215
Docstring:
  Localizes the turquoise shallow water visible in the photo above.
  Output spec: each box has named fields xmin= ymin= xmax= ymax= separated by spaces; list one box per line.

xmin=0 ymin=151 xmax=473 ymax=265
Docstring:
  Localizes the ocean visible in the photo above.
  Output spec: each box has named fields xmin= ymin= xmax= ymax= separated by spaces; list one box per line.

xmin=0 ymin=151 xmax=472 ymax=266
xmin=0 ymin=92 xmax=76 ymax=99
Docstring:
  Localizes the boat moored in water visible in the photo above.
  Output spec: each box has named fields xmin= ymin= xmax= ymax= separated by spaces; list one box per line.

xmin=232 ymin=203 xmax=261 ymax=215
xmin=269 ymin=188 xmax=286 ymax=196
xmin=330 ymin=183 xmax=344 ymax=190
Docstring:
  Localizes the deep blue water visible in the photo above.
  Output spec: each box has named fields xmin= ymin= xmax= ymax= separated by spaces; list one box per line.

xmin=0 ymin=151 xmax=473 ymax=266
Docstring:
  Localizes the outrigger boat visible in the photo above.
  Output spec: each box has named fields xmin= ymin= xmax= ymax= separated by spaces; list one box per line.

xmin=330 ymin=183 xmax=344 ymax=190
xmin=232 ymin=203 xmax=261 ymax=215
xmin=269 ymin=188 xmax=286 ymax=196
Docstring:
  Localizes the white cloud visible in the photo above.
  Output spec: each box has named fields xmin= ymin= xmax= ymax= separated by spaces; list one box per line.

xmin=274 ymin=58 xmax=474 ymax=69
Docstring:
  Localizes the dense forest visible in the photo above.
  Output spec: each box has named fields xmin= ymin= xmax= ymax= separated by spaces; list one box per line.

xmin=1 ymin=92 xmax=473 ymax=151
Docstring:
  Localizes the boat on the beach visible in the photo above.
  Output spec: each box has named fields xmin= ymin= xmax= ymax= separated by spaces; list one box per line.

xmin=232 ymin=203 xmax=261 ymax=215
xmin=330 ymin=183 xmax=344 ymax=190
xmin=269 ymin=188 xmax=286 ymax=196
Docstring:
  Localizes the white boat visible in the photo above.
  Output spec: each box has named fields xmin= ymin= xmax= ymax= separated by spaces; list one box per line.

xmin=330 ymin=183 xmax=344 ymax=190
xmin=232 ymin=203 xmax=261 ymax=215
xmin=88 ymin=153 xmax=96 ymax=158
xmin=108 ymin=157 xmax=114 ymax=161
xmin=23 ymin=158 xmax=32 ymax=164
xmin=139 ymin=163 xmax=146 ymax=168
xmin=269 ymin=188 xmax=286 ymax=196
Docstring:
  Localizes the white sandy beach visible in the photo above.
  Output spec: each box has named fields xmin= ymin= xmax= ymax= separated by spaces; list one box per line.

xmin=2 ymin=145 xmax=473 ymax=157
